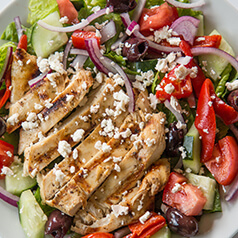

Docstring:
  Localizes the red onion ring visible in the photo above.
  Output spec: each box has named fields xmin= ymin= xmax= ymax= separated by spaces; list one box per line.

xmin=14 ymin=16 xmax=24 ymax=41
xmin=131 ymin=0 xmax=147 ymax=22
xmin=0 ymin=47 xmax=13 ymax=83
xmin=70 ymin=48 xmax=89 ymax=56
xmin=28 ymin=71 xmax=49 ymax=88
xmin=171 ymin=16 xmax=200 ymax=45
xmin=164 ymin=99 xmax=185 ymax=124
xmin=120 ymin=13 xmax=181 ymax=53
xmin=125 ymin=20 xmax=139 ymax=36
xmin=63 ymin=39 xmax=73 ymax=70
xmin=100 ymin=20 xmax=117 ymax=44
xmin=229 ymin=124 xmax=238 ymax=142
xmin=191 ymin=47 xmax=238 ymax=72
xmin=85 ymin=38 xmax=135 ymax=112
xmin=0 ymin=186 xmax=19 ymax=207
xmin=37 ymin=6 xmax=113 ymax=33
xmin=70 ymin=54 xmax=88 ymax=69
xmin=165 ymin=0 xmax=205 ymax=9
xmin=224 ymin=174 xmax=238 ymax=201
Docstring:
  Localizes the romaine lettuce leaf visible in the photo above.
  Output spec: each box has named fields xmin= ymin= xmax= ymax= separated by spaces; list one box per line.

xmin=0 ymin=42 xmax=16 ymax=77
xmin=27 ymin=0 xmax=59 ymax=25
xmin=84 ymin=0 xmax=106 ymax=9
xmin=0 ymin=22 xmax=18 ymax=43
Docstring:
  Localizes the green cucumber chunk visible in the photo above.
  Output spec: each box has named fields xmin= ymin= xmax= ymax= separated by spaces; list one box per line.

xmin=186 ymin=173 xmax=216 ymax=210
xmin=182 ymin=123 xmax=201 ymax=174
xmin=198 ymin=29 xmax=235 ymax=81
xmin=196 ymin=14 xmax=204 ymax=36
xmin=150 ymin=225 xmax=171 ymax=238
xmin=5 ymin=162 xmax=37 ymax=196
xmin=32 ymin=11 xmax=68 ymax=57
xmin=19 ymin=190 xmax=47 ymax=238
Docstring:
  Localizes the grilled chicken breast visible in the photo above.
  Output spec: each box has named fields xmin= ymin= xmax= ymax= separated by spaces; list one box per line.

xmin=10 ymin=48 xmax=39 ymax=103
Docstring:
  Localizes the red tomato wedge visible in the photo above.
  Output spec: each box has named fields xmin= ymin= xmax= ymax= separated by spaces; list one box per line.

xmin=17 ymin=34 xmax=27 ymax=51
xmin=128 ymin=212 xmax=166 ymax=238
xmin=0 ymin=140 xmax=14 ymax=179
xmin=162 ymin=172 xmax=207 ymax=216
xmin=57 ymin=0 xmax=79 ymax=24
xmin=205 ymin=136 xmax=238 ymax=186
xmin=193 ymin=35 xmax=222 ymax=48
xmin=72 ymin=30 xmax=101 ymax=50
xmin=139 ymin=3 xmax=179 ymax=36
xmin=156 ymin=64 xmax=193 ymax=101
xmin=82 ymin=232 xmax=114 ymax=238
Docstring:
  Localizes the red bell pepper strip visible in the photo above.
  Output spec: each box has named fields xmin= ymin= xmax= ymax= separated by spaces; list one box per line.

xmin=194 ymin=78 xmax=216 ymax=162
xmin=179 ymin=40 xmax=206 ymax=97
xmin=17 ymin=34 xmax=27 ymax=51
xmin=193 ymin=35 xmax=222 ymax=48
xmin=127 ymin=212 xmax=166 ymax=238
xmin=195 ymin=78 xmax=238 ymax=162
xmin=82 ymin=232 xmax=114 ymax=238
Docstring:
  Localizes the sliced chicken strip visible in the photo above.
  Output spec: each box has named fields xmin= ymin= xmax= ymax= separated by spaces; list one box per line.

xmin=23 ymin=78 xmax=122 ymax=177
xmin=46 ymin=111 xmax=145 ymax=216
xmin=18 ymin=69 xmax=94 ymax=154
xmin=7 ymin=72 xmax=68 ymax=133
xmin=72 ymin=159 xmax=170 ymax=235
xmin=10 ymin=48 xmax=39 ymax=103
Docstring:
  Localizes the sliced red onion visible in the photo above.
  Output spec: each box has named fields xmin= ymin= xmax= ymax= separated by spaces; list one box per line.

xmin=229 ymin=124 xmax=238 ymax=142
xmin=171 ymin=16 xmax=200 ymax=45
xmin=28 ymin=71 xmax=49 ymax=88
xmin=114 ymin=226 xmax=131 ymax=238
xmin=0 ymin=186 xmax=19 ymax=207
xmin=224 ymin=173 xmax=238 ymax=201
xmin=111 ymin=34 xmax=127 ymax=50
xmin=121 ymin=13 xmax=181 ymax=53
xmin=70 ymin=48 xmax=89 ymax=56
xmin=14 ymin=16 xmax=24 ymax=41
xmin=85 ymin=38 xmax=135 ymax=112
xmin=0 ymin=47 xmax=13 ymax=83
xmin=125 ymin=20 xmax=139 ymax=36
xmin=191 ymin=47 xmax=238 ymax=73
xmin=164 ymin=99 xmax=185 ymax=123
xmin=70 ymin=54 xmax=88 ymax=69
xmin=165 ymin=0 xmax=205 ymax=9
xmin=100 ymin=20 xmax=117 ymax=44
xmin=37 ymin=6 xmax=113 ymax=33
xmin=63 ymin=39 xmax=73 ymax=70
xmin=131 ymin=0 xmax=147 ymax=22
xmin=186 ymin=92 xmax=196 ymax=108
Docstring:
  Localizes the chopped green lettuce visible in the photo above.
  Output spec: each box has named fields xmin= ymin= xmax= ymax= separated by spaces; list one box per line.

xmin=27 ymin=0 xmax=59 ymax=25
xmin=0 ymin=22 xmax=18 ymax=43
xmin=84 ymin=0 xmax=106 ymax=9
xmin=0 ymin=42 xmax=16 ymax=77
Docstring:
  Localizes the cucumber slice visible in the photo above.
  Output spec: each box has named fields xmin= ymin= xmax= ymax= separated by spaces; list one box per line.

xmin=32 ymin=11 xmax=68 ymax=58
xmin=196 ymin=14 xmax=204 ymax=36
xmin=150 ymin=226 xmax=171 ymax=238
xmin=182 ymin=123 xmax=201 ymax=174
xmin=5 ymin=162 xmax=37 ymax=196
xmin=198 ymin=29 xmax=235 ymax=81
xmin=186 ymin=173 xmax=216 ymax=210
xmin=19 ymin=190 xmax=47 ymax=238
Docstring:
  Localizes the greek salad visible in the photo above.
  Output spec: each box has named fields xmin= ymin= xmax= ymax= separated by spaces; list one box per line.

xmin=0 ymin=0 xmax=238 ymax=238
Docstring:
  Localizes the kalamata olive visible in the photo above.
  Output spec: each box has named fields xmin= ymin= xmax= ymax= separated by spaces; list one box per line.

xmin=166 ymin=122 xmax=184 ymax=157
xmin=106 ymin=0 xmax=137 ymax=13
xmin=166 ymin=207 xmax=199 ymax=237
xmin=122 ymin=38 xmax=149 ymax=62
xmin=45 ymin=209 xmax=73 ymax=238
xmin=0 ymin=117 xmax=6 ymax=137
xmin=227 ymin=89 xmax=238 ymax=111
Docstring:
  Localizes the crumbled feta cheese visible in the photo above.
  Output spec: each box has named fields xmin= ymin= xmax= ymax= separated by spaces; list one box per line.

xmin=148 ymin=93 xmax=159 ymax=110
xmin=53 ymin=165 xmax=65 ymax=182
xmin=73 ymin=149 xmax=78 ymax=160
xmin=101 ymin=143 xmax=112 ymax=153
xmin=22 ymin=121 xmax=39 ymax=130
xmin=172 ymin=183 xmax=183 ymax=193
xmin=139 ymin=211 xmax=151 ymax=224
xmin=34 ymin=103 xmax=43 ymax=110
xmin=66 ymin=94 xmax=74 ymax=102
xmin=44 ymin=99 xmax=53 ymax=109
xmin=164 ymin=83 xmax=175 ymax=94
xmin=70 ymin=166 xmax=76 ymax=174
xmin=57 ymin=140 xmax=72 ymax=158
xmin=94 ymin=140 xmax=102 ymax=150
xmin=111 ymin=204 xmax=129 ymax=217
xmin=26 ymin=112 xmax=37 ymax=122
xmin=114 ymin=164 xmax=121 ymax=172
xmin=203 ymin=128 xmax=209 ymax=134
xmin=226 ymin=80 xmax=238 ymax=91
xmin=1 ymin=166 xmax=14 ymax=176
xmin=145 ymin=138 xmax=156 ymax=147
xmin=90 ymin=104 xmax=100 ymax=114
xmin=71 ymin=129 xmax=85 ymax=142
xmin=178 ymin=146 xmax=187 ymax=159
xmin=7 ymin=113 xmax=19 ymax=126
xmin=120 ymin=128 xmax=132 ymax=139
xmin=59 ymin=16 xmax=69 ymax=24
xmin=37 ymin=57 xmax=50 ymax=73
xmin=48 ymin=52 xmax=65 ymax=74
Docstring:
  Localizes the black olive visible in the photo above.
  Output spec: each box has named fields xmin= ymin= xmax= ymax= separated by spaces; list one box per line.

xmin=165 ymin=122 xmax=184 ymax=157
xmin=166 ymin=207 xmax=199 ymax=237
xmin=106 ymin=0 xmax=137 ymax=13
xmin=0 ymin=117 xmax=6 ymax=138
xmin=227 ymin=89 xmax=238 ymax=111
xmin=45 ymin=210 xmax=73 ymax=238
xmin=122 ymin=38 xmax=149 ymax=62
